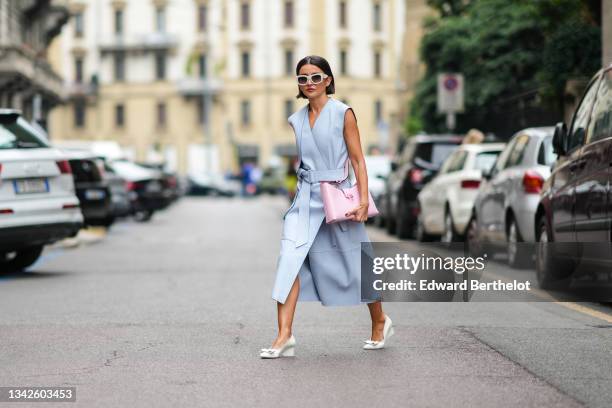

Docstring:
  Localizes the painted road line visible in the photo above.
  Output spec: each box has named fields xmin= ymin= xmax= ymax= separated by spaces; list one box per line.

xmin=484 ymin=268 xmax=612 ymax=324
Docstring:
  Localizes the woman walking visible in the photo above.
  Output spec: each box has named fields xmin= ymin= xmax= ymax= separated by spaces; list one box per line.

xmin=260 ymin=55 xmax=394 ymax=359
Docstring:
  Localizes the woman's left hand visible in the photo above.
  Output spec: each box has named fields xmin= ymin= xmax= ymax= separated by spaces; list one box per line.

xmin=345 ymin=203 xmax=369 ymax=223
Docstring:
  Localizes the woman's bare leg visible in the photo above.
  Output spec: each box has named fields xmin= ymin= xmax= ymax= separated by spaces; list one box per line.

xmin=270 ymin=275 xmax=300 ymax=348
xmin=367 ymin=300 xmax=386 ymax=341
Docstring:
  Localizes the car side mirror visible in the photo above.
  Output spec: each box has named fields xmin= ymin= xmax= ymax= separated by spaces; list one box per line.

xmin=390 ymin=161 xmax=398 ymax=171
xmin=553 ymin=122 xmax=568 ymax=156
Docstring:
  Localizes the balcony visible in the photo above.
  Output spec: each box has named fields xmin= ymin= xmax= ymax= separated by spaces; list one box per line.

xmin=177 ymin=77 xmax=224 ymax=97
xmin=99 ymin=32 xmax=179 ymax=55
xmin=65 ymin=81 xmax=98 ymax=98
xmin=0 ymin=45 xmax=65 ymax=102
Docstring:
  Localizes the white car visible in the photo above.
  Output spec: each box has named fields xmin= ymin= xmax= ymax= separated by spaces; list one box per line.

xmin=416 ymin=143 xmax=505 ymax=242
xmin=0 ymin=110 xmax=83 ymax=271
xmin=364 ymin=155 xmax=392 ymax=200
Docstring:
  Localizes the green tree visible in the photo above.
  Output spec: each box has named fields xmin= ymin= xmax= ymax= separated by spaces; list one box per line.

xmin=426 ymin=0 xmax=472 ymax=17
xmin=410 ymin=0 xmax=601 ymax=136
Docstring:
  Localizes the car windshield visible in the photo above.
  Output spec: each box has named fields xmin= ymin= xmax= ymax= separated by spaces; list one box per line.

xmin=365 ymin=156 xmax=391 ymax=177
xmin=110 ymin=160 xmax=157 ymax=181
xmin=538 ymin=136 xmax=556 ymax=166
xmin=0 ymin=117 xmax=49 ymax=149
xmin=70 ymin=159 xmax=103 ymax=182
xmin=414 ymin=143 xmax=460 ymax=168
xmin=474 ymin=151 xmax=501 ymax=172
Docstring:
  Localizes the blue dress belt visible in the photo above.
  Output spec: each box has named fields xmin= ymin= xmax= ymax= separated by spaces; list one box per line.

xmin=295 ymin=166 xmax=348 ymax=247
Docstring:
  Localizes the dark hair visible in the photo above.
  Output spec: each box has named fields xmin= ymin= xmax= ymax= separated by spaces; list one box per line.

xmin=295 ymin=55 xmax=335 ymax=99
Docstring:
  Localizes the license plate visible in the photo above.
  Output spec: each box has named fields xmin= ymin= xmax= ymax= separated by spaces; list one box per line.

xmin=14 ymin=178 xmax=49 ymax=194
xmin=85 ymin=189 xmax=106 ymax=200
xmin=146 ymin=182 xmax=162 ymax=193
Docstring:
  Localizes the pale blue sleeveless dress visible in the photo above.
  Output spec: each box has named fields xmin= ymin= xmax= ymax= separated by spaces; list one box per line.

xmin=271 ymin=97 xmax=380 ymax=306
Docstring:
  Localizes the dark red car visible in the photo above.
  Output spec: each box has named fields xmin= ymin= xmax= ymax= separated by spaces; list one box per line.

xmin=535 ymin=64 xmax=612 ymax=289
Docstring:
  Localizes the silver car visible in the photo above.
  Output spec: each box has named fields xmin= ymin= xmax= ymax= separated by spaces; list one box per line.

xmin=466 ymin=127 xmax=556 ymax=268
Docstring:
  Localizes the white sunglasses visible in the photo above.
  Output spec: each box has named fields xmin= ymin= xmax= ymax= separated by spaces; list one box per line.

xmin=296 ymin=72 xmax=329 ymax=85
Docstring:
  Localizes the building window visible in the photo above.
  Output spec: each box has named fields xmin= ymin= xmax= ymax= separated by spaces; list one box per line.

xmin=74 ymin=12 xmax=84 ymax=38
xmin=241 ymin=50 xmax=250 ymax=77
xmin=198 ymin=5 xmax=207 ymax=31
xmin=240 ymin=2 xmax=250 ymax=29
xmin=340 ymin=49 xmax=348 ymax=75
xmin=197 ymin=96 xmax=209 ymax=125
xmin=374 ymin=50 xmax=381 ymax=77
xmin=284 ymin=49 xmax=294 ymax=76
xmin=373 ymin=2 xmax=381 ymax=31
xmin=114 ymin=52 xmax=125 ymax=81
xmin=157 ymin=102 xmax=166 ymax=128
xmin=241 ymin=100 xmax=251 ymax=126
xmin=284 ymin=99 xmax=293 ymax=119
xmin=73 ymin=101 xmax=86 ymax=128
xmin=198 ymin=54 xmax=207 ymax=78
xmin=155 ymin=52 xmax=166 ymax=80
xmin=115 ymin=104 xmax=125 ymax=127
xmin=114 ymin=10 xmax=123 ymax=36
xmin=284 ymin=1 xmax=294 ymax=28
xmin=155 ymin=7 xmax=166 ymax=33
xmin=339 ymin=1 xmax=347 ymax=28
xmin=374 ymin=99 xmax=382 ymax=124
xmin=74 ymin=57 xmax=84 ymax=83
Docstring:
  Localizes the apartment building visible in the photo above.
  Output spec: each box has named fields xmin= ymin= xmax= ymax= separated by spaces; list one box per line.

xmin=0 ymin=0 xmax=70 ymax=126
xmin=49 ymin=0 xmax=407 ymax=175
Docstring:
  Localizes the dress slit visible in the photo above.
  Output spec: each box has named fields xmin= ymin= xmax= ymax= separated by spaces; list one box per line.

xmin=282 ymin=217 xmax=325 ymax=304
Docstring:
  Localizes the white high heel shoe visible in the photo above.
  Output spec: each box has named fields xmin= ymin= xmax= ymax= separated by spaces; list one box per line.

xmin=260 ymin=334 xmax=296 ymax=358
xmin=363 ymin=315 xmax=394 ymax=350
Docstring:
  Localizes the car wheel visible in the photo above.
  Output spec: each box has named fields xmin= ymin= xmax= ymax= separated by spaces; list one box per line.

xmin=415 ymin=208 xmax=435 ymax=242
xmin=134 ymin=210 xmax=154 ymax=222
xmin=535 ymin=216 xmax=573 ymax=290
xmin=0 ymin=245 xmax=44 ymax=272
xmin=396 ymin=200 xmax=413 ymax=239
xmin=466 ymin=216 xmax=483 ymax=257
xmin=374 ymin=208 xmax=386 ymax=228
xmin=507 ymin=217 xmax=532 ymax=269
xmin=385 ymin=201 xmax=396 ymax=235
xmin=101 ymin=215 xmax=116 ymax=228
xmin=441 ymin=209 xmax=459 ymax=244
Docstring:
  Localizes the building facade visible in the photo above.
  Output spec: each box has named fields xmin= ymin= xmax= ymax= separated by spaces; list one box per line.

xmin=0 ymin=0 xmax=70 ymax=126
xmin=49 ymin=0 xmax=407 ymax=175
xmin=395 ymin=0 xmax=429 ymax=151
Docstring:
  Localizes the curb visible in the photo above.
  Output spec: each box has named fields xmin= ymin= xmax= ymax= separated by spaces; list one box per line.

xmin=52 ymin=227 xmax=107 ymax=249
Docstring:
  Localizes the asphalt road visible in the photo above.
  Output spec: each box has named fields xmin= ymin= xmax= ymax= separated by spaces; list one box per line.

xmin=0 ymin=196 xmax=611 ymax=408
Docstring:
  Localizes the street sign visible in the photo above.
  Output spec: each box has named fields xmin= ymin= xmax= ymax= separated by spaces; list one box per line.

xmin=437 ymin=73 xmax=464 ymax=114
xmin=437 ymin=73 xmax=464 ymax=131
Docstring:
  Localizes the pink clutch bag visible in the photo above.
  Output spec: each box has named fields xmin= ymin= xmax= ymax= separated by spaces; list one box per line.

xmin=320 ymin=181 xmax=379 ymax=224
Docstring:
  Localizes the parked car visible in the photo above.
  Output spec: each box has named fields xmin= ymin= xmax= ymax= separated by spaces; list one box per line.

xmin=465 ymin=128 xmax=555 ymax=268
xmin=101 ymin=159 xmax=131 ymax=219
xmin=0 ymin=110 xmax=83 ymax=272
xmin=417 ymin=143 xmax=505 ymax=243
xmin=63 ymin=150 xmax=115 ymax=227
xmin=108 ymin=160 xmax=167 ymax=222
xmin=187 ymin=172 xmax=241 ymax=197
xmin=136 ymin=162 xmax=181 ymax=207
xmin=382 ymin=134 xmax=463 ymax=238
xmin=535 ymin=65 xmax=612 ymax=288
xmin=363 ymin=155 xmax=392 ymax=226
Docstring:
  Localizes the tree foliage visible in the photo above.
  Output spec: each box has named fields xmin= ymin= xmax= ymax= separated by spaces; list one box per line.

xmin=408 ymin=0 xmax=601 ymax=136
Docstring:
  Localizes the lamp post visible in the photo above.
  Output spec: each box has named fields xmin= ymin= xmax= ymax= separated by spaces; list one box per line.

xmin=201 ymin=89 xmax=212 ymax=174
